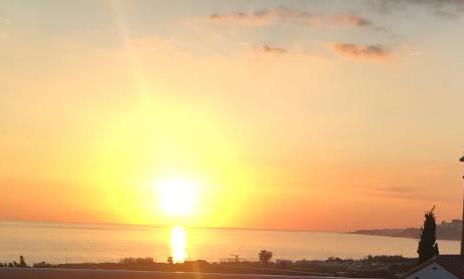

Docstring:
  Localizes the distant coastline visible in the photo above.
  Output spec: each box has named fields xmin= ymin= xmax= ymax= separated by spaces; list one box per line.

xmin=350 ymin=219 xmax=462 ymax=241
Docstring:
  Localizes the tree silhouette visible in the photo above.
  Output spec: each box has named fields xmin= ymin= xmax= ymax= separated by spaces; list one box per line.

xmin=259 ymin=250 xmax=273 ymax=266
xmin=19 ymin=255 xmax=27 ymax=267
xmin=417 ymin=207 xmax=439 ymax=263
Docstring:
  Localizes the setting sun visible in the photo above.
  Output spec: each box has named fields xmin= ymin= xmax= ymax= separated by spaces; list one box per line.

xmin=156 ymin=178 xmax=198 ymax=217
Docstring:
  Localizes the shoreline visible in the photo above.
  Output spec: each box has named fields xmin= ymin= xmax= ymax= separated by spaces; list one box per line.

xmin=0 ymin=267 xmax=371 ymax=279
xmin=0 ymin=255 xmax=416 ymax=278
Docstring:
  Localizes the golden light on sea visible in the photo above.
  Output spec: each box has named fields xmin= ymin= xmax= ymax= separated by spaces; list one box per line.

xmin=170 ymin=226 xmax=187 ymax=263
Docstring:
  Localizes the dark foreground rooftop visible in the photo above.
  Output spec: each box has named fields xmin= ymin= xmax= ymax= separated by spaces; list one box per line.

xmin=437 ymin=255 xmax=464 ymax=279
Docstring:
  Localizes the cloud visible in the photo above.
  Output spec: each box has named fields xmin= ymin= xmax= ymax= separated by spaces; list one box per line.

xmin=361 ymin=186 xmax=432 ymax=202
xmin=261 ymin=44 xmax=287 ymax=55
xmin=331 ymin=15 xmax=371 ymax=26
xmin=409 ymin=51 xmax=425 ymax=56
xmin=375 ymin=186 xmax=420 ymax=200
xmin=359 ymin=185 xmax=456 ymax=203
xmin=370 ymin=0 xmax=464 ymax=18
xmin=208 ymin=7 xmax=371 ymax=28
xmin=377 ymin=186 xmax=414 ymax=194
xmin=331 ymin=43 xmax=390 ymax=59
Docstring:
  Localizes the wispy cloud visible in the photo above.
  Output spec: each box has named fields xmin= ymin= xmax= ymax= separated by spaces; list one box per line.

xmin=331 ymin=43 xmax=390 ymax=59
xmin=370 ymin=0 xmax=464 ymax=18
xmin=208 ymin=7 xmax=371 ymax=28
xmin=377 ymin=186 xmax=414 ymax=194
xmin=364 ymin=185 xmax=456 ymax=203
xmin=310 ymin=14 xmax=371 ymax=27
xmin=260 ymin=44 xmax=287 ymax=55
xmin=409 ymin=51 xmax=425 ymax=56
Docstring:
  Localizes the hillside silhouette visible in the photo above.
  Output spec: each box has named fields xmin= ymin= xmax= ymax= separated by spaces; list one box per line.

xmin=351 ymin=219 xmax=462 ymax=241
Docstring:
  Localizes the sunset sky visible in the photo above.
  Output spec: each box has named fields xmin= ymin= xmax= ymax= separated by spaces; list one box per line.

xmin=1 ymin=0 xmax=464 ymax=232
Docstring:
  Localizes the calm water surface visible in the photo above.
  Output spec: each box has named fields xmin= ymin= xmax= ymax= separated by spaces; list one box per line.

xmin=0 ymin=221 xmax=459 ymax=264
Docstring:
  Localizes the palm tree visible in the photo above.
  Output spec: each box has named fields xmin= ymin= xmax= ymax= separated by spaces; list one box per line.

xmin=259 ymin=250 xmax=273 ymax=266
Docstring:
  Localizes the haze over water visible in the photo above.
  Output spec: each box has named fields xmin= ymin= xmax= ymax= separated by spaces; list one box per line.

xmin=0 ymin=221 xmax=459 ymax=264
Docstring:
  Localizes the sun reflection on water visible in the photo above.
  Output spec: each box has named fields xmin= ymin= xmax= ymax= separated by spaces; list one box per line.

xmin=170 ymin=226 xmax=187 ymax=263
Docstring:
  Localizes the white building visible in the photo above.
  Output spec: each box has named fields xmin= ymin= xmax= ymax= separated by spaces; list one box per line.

xmin=401 ymin=255 xmax=464 ymax=279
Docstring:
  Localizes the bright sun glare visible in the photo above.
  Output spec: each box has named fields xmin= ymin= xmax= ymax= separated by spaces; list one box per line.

xmin=170 ymin=226 xmax=187 ymax=263
xmin=156 ymin=178 xmax=198 ymax=216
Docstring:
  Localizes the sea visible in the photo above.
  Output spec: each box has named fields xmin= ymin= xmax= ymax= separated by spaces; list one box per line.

xmin=0 ymin=221 xmax=460 ymax=264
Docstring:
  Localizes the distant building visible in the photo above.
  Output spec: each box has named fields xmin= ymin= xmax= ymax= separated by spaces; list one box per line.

xmin=400 ymin=255 xmax=464 ymax=279
xmin=440 ymin=219 xmax=462 ymax=230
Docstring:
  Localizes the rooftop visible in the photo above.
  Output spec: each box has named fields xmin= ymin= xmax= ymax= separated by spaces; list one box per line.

xmin=437 ymin=255 xmax=464 ymax=279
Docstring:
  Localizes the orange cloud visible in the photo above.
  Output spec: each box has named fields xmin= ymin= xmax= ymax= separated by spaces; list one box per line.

xmin=331 ymin=43 xmax=390 ymax=59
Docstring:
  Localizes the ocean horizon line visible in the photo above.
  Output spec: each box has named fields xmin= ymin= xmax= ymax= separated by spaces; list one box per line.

xmin=0 ymin=219 xmax=351 ymax=234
